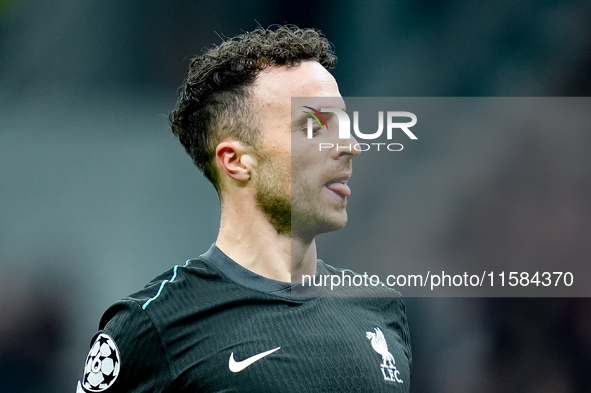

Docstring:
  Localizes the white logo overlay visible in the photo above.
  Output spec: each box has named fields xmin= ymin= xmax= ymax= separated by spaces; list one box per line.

xmin=366 ymin=327 xmax=403 ymax=384
xmin=304 ymin=106 xmax=418 ymax=152
xmin=78 ymin=333 xmax=121 ymax=392
xmin=229 ymin=347 xmax=281 ymax=373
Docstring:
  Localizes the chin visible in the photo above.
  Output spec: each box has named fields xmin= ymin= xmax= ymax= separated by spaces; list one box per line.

xmin=323 ymin=219 xmax=348 ymax=233
xmin=323 ymin=210 xmax=349 ymax=230
xmin=292 ymin=213 xmax=348 ymax=239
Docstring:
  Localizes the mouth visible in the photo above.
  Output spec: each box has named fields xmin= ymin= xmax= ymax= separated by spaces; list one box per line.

xmin=324 ymin=176 xmax=352 ymax=199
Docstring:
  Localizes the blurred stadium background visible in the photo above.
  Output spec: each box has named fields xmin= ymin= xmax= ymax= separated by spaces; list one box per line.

xmin=1 ymin=0 xmax=590 ymax=392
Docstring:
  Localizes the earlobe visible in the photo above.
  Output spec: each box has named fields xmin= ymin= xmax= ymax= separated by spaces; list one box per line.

xmin=215 ymin=140 xmax=252 ymax=182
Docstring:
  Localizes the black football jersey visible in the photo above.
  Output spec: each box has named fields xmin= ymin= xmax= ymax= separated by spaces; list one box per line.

xmin=77 ymin=245 xmax=412 ymax=392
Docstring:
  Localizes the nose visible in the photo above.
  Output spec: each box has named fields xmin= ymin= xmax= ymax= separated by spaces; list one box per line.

xmin=332 ymin=133 xmax=361 ymax=159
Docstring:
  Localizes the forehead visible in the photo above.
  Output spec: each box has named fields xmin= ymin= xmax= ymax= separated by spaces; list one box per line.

xmin=251 ymin=61 xmax=342 ymax=114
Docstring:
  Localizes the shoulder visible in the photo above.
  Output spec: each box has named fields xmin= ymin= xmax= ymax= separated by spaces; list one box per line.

xmin=116 ymin=258 xmax=221 ymax=315
xmin=80 ymin=299 xmax=170 ymax=392
xmin=101 ymin=256 xmax=261 ymax=332
xmin=78 ymin=259 xmax=220 ymax=393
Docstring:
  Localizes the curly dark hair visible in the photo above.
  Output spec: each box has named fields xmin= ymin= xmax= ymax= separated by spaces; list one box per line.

xmin=169 ymin=25 xmax=336 ymax=193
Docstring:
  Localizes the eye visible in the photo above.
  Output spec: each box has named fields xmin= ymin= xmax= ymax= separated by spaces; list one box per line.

xmin=303 ymin=117 xmax=323 ymax=138
xmin=302 ymin=107 xmax=328 ymax=138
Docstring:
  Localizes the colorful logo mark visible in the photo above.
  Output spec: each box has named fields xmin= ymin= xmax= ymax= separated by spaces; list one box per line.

xmin=302 ymin=106 xmax=329 ymax=130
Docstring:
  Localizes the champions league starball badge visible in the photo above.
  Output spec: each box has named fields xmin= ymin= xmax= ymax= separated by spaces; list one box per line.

xmin=78 ymin=333 xmax=121 ymax=392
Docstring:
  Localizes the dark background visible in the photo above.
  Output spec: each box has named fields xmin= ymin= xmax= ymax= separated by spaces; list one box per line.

xmin=1 ymin=0 xmax=590 ymax=391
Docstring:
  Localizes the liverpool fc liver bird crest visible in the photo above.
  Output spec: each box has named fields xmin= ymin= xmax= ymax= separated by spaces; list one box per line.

xmin=366 ymin=327 xmax=396 ymax=368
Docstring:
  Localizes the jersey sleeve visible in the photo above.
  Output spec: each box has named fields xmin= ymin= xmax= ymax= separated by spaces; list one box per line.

xmin=76 ymin=300 xmax=172 ymax=393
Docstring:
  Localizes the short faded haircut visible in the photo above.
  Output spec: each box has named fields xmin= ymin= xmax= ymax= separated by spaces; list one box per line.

xmin=169 ymin=25 xmax=336 ymax=193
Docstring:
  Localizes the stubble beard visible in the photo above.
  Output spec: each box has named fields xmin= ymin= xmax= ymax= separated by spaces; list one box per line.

xmin=254 ymin=153 xmax=349 ymax=240
xmin=255 ymin=152 xmax=292 ymax=236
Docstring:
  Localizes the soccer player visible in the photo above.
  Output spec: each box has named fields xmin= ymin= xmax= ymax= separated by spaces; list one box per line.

xmin=77 ymin=26 xmax=411 ymax=392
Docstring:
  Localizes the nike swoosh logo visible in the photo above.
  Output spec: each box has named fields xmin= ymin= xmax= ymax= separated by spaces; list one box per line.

xmin=229 ymin=347 xmax=281 ymax=373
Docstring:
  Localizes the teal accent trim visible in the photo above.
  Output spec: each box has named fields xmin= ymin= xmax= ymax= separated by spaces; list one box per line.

xmin=142 ymin=265 xmax=179 ymax=310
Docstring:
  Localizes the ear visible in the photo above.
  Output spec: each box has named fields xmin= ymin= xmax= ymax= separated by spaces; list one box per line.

xmin=215 ymin=139 xmax=255 ymax=182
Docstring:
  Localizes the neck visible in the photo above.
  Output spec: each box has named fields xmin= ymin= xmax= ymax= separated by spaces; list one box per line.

xmin=215 ymin=196 xmax=317 ymax=283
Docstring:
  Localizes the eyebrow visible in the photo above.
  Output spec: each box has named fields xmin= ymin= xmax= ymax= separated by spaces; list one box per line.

xmin=293 ymin=111 xmax=309 ymax=124
xmin=293 ymin=104 xmax=346 ymax=118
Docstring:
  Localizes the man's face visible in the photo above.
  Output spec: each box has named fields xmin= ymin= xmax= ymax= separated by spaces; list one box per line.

xmin=251 ymin=61 xmax=359 ymax=240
